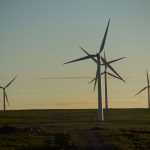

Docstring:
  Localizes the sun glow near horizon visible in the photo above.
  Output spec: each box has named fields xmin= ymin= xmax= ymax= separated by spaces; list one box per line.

xmin=0 ymin=76 xmax=148 ymax=110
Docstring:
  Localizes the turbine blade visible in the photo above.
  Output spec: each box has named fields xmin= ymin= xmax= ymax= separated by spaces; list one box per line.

xmin=135 ymin=86 xmax=148 ymax=96
xmin=5 ymin=91 xmax=9 ymax=105
xmin=88 ymin=77 xmax=96 ymax=84
xmin=107 ymin=72 xmax=125 ymax=82
xmin=63 ymin=55 xmax=96 ymax=65
xmin=99 ymin=19 xmax=110 ymax=53
xmin=147 ymin=70 xmax=149 ymax=85
xmin=88 ymin=70 xmax=98 ymax=92
xmin=101 ymin=52 xmax=106 ymax=66
xmin=79 ymin=46 xmax=97 ymax=63
xmin=108 ymin=57 xmax=126 ymax=64
xmin=0 ymin=86 xmax=3 ymax=88
xmin=5 ymin=76 xmax=17 ymax=88
xmin=101 ymin=57 xmax=125 ymax=82
xmin=88 ymin=77 xmax=97 ymax=92
xmin=93 ymin=77 xmax=97 ymax=92
xmin=104 ymin=51 xmax=106 ymax=60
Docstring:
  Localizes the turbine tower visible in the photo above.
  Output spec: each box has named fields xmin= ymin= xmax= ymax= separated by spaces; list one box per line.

xmin=135 ymin=71 xmax=150 ymax=109
xmin=89 ymin=52 xmax=125 ymax=110
xmin=0 ymin=76 xmax=17 ymax=111
xmin=64 ymin=19 xmax=124 ymax=121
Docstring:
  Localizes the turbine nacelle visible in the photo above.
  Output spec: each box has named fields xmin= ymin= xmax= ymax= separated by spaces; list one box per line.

xmin=96 ymin=53 xmax=100 ymax=58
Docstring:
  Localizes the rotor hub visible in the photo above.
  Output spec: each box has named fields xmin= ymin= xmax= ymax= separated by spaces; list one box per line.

xmin=96 ymin=53 xmax=100 ymax=57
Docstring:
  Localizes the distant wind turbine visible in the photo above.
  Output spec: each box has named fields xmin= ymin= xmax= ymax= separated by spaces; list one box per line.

xmin=135 ymin=71 xmax=150 ymax=108
xmin=89 ymin=52 xmax=125 ymax=110
xmin=64 ymin=19 xmax=124 ymax=121
xmin=0 ymin=76 xmax=17 ymax=111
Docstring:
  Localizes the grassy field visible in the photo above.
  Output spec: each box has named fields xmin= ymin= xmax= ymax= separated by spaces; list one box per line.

xmin=0 ymin=109 xmax=150 ymax=150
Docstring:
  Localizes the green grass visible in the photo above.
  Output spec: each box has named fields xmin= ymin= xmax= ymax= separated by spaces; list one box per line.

xmin=0 ymin=109 xmax=150 ymax=149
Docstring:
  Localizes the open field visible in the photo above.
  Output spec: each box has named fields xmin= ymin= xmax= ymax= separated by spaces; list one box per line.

xmin=0 ymin=109 xmax=150 ymax=150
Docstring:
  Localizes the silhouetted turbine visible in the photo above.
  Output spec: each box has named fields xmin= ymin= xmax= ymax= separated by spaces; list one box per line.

xmin=64 ymin=19 xmax=111 ymax=121
xmin=0 ymin=76 xmax=17 ymax=111
xmin=135 ymin=71 xmax=150 ymax=108
xmin=89 ymin=52 xmax=125 ymax=110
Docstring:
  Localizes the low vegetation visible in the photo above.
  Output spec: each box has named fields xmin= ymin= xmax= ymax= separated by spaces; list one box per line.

xmin=0 ymin=109 xmax=150 ymax=149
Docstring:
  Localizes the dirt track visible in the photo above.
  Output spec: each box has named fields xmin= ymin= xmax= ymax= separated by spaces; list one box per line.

xmin=72 ymin=128 xmax=106 ymax=150
xmin=80 ymin=130 xmax=104 ymax=150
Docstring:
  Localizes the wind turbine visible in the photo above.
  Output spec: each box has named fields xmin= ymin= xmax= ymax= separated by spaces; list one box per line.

xmin=89 ymin=52 xmax=125 ymax=110
xmin=0 ymin=76 xmax=17 ymax=111
xmin=135 ymin=71 xmax=150 ymax=109
xmin=64 ymin=19 xmax=125 ymax=121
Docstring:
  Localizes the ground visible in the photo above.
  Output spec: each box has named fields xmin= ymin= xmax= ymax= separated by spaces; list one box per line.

xmin=0 ymin=109 xmax=150 ymax=149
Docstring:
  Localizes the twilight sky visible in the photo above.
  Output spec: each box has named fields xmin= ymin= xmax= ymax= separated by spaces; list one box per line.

xmin=0 ymin=0 xmax=150 ymax=110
